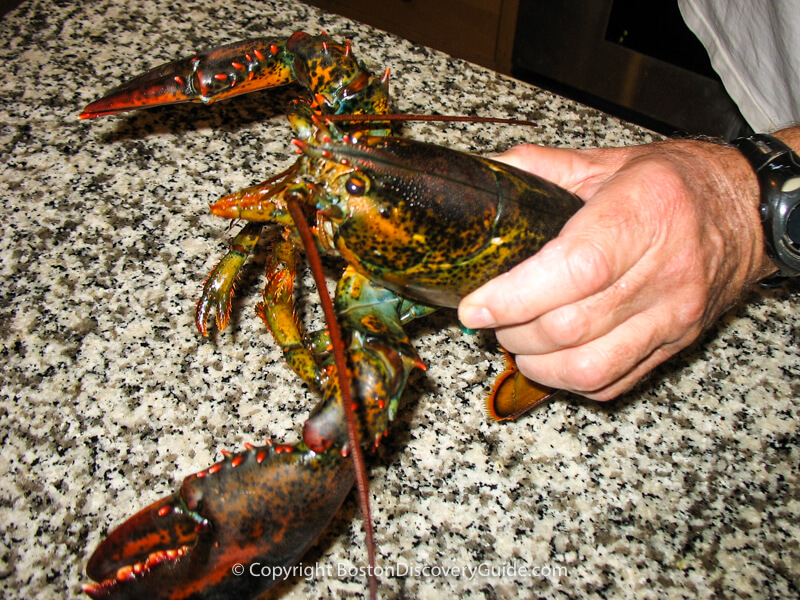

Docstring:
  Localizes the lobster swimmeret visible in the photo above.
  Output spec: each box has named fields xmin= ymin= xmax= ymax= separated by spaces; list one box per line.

xmin=79 ymin=31 xmax=583 ymax=600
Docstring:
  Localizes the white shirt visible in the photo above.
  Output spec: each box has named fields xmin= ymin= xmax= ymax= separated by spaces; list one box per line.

xmin=678 ymin=0 xmax=800 ymax=132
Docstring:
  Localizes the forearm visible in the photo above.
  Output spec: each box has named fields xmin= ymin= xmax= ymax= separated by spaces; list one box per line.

xmin=772 ymin=126 xmax=800 ymax=149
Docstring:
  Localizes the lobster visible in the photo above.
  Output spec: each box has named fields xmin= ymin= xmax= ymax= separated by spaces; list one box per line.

xmin=79 ymin=31 xmax=583 ymax=600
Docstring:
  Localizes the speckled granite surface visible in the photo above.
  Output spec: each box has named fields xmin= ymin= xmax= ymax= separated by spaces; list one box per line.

xmin=1 ymin=1 xmax=798 ymax=599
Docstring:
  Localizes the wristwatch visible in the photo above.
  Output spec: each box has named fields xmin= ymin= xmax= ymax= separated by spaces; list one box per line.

xmin=732 ymin=133 xmax=800 ymax=283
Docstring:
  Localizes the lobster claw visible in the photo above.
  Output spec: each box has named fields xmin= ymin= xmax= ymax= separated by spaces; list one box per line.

xmin=79 ymin=37 xmax=294 ymax=119
xmin=83 ymin=443 xmax=354 ymax=600
xmin=83 ymin=495 xmax=206 ymax=599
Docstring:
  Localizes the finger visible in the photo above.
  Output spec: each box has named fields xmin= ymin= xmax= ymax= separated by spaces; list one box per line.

xmin=458 ymin=182 xmax=651 ymax=330
xmin=582 ymin=346 xmax=680 ymax=400
xmin=494 ymin=270 xmax=646 ymax=355
xmin=510 ymin=307 xmax=680 ymax=399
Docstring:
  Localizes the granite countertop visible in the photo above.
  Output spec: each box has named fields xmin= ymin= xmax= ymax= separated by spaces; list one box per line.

xmin=1 ymin=1 xmax=798 ymax=599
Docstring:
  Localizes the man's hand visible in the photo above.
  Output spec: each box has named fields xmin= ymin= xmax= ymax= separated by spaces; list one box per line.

xmin=458 ymin=138 xmax=778 ymax=400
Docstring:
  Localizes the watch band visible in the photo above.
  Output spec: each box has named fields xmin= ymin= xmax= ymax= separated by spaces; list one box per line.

xmin=732 ymin=133 xmax=800 ymax=282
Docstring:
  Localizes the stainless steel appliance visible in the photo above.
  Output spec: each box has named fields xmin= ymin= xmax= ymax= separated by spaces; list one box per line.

xmin=512 ymin=0 xmax=752 ymax=139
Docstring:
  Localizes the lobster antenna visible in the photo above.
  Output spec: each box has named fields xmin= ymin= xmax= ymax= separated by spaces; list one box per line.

xmin=326 ymin=113 xmax=538 ymax=128
xmin=285 ymin=196 xmax=378 ymax=600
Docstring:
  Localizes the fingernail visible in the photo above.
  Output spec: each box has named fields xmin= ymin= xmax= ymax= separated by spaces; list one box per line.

xmin=459 ymin=306 xmax=495 ymax=329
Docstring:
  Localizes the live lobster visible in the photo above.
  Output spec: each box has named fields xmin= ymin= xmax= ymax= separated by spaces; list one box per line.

xmin=79 ymin=31 xmax=583 ymax=600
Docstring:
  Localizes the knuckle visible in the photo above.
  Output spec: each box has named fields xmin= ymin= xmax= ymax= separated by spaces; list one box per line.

xmin=540 ymin=304 xmax=591 ymax=348
xmin=565 ymin=240 xmax=614 ymax=293
xmin=568 ymin=349 xmax=612 ymax=392
xmin=584 ymin=388 xmax=620 ymax=402
xmin=676 ymin=294 xmax=706 ymax=329
xmin=661 ymin=278 xmax=708 ymax=333
xmin=636 ymin=155 xmax=688 ymax=198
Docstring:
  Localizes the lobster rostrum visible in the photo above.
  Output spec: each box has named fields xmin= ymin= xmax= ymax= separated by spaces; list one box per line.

xmin=79 ymin=31 xmax=583 ymax=600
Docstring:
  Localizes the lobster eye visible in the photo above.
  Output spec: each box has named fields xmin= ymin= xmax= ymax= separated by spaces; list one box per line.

xmin=345 ymin=175 xmax=367 ymax=196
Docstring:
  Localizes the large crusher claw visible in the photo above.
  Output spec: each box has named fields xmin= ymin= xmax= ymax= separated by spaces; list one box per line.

xmin=83 ymin=443 xmax=354 ymax=600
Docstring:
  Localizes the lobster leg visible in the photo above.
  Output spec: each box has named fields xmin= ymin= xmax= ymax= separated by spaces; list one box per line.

xmin=256 ymin=235 xmax=326 ymax=391
xmin=303 ymin=267 xmax=425 ymax=452
xmin=195 ymin=162 xmax=301 ymax=337
xmin=195 ymin=221 xmax=264 ymax=336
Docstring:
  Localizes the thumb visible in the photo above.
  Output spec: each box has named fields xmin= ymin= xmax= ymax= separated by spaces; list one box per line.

xmin=494 ymin=144 xmax=590 ymax=192
xmin=495 ymin=143 xmax=632 ymax=198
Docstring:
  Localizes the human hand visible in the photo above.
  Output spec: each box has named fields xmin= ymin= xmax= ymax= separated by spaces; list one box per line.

xmin=458 ymin=139 xmax=776 ymax=400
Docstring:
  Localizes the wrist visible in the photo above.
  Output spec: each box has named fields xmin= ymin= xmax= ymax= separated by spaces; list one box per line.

xmin=708 ymin=141 xmax=777 ymax=285
xmin=676 ymin=139 xmax=775 ymax=287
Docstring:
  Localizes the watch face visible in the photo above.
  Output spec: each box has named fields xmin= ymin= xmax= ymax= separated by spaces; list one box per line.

xmin=783 ymin=204 xmax=800 ymax=255
xmin=786 ymin=204 xmax=800 ymax=252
